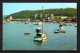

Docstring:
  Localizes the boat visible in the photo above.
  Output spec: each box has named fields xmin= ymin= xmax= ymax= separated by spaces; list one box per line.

xmin=24 ymin=33 xmax=30 ymax=35
xmin=33 ymin=22 xmax=38 ymax=25
xmin=34 ymin=28 xmax=47 ymax=41
xmin=38 ymin=22 xmax=42 ymax=25
xmin=34 ymin=6 xmax=47 ymax=42
xmin=54 ymin=23 xmax=67 ymax=33
xmin=25 ymin=18 xmax=31 ymax=24
xmin=74 ymin=24 xmax=77 ymax=27
xmin=34 ymin=38 xmax=47 ymax=44
xmin=25 ymin=22 xmax=31 ymax=24
xmin=54 ymin=29 xmax=67 ymax=33
xmin=33 ymin=22 xmax=42 ymax=25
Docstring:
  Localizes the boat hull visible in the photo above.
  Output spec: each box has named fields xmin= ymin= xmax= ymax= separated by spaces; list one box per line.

xmin=54 ymin=31 xmax=67 ymax=33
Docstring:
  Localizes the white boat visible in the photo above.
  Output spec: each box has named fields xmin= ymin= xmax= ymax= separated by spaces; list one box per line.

xmin=34 ymin=37 xmax=43 ymax=41
xmin=25 ymin=18 xmax=31 ymax=24
xmin=38 ymin=22 xmax=42 ymax=25
xmin=25 ymin=22 xmax=31 ymax=24
xmin=75 ymin=24 xmax=77 ymax=27
xmin=34 ymin=6 xmax=47 ymax=42
xmin=34 ymin=32 xmax=47 ymax=41
xmin=33 ymin=22 xmax=38 ymax=25
xmin=33 ymin=22 xmax=42 ymax=25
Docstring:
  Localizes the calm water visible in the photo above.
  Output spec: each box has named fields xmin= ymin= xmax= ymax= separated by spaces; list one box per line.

xmin=3 ymin=22 xmax=77 ymax=50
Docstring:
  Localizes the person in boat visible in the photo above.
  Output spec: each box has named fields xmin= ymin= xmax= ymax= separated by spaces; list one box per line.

xmin=59 ymin=23 xmax=63 ymax=31
xmin=57 ymin=29 xmax=60 ymax=32
xmin=57 ymin=29 xmax=59 ymax=31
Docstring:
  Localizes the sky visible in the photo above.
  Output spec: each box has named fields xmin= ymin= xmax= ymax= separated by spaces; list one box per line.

xmin=3 ymin=3 xmax=77 ymax=15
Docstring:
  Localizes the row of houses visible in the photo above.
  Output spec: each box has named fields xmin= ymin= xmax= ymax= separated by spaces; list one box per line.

xmin=5 ymin=15 xmax=77 ymax=23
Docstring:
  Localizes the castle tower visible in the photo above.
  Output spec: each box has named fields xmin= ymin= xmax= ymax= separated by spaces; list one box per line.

xmin=35 ymin=13 xmax=38 ymax=18
xmin=45 ymin=14 xmax=48 ymax=18
xmin=40 ymin=14 xmax=42 ymax=18
xmin=51 ymin=14 xmax=54 ymax=20
xmin=9 ymin=16 xmax=13 ymax=20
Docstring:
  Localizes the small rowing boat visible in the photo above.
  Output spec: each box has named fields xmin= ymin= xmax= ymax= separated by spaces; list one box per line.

xmin=24 ymin=33 xmax=30 ymax=35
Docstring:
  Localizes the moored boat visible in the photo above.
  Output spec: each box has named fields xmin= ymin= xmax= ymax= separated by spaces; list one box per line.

xmin=24 ymin=33 xmax=30 ymax=35
xmin=34 ymin=6 xmax=47 ymax=42
xmin=38 ymin=22 xmax=42 ymax=25
xmin=33 ymin=22 xmax=42 ymax=25
xmin=34 ymin=28 xmax=47 ymax=41
xmin=74 ymin=24 xmax=77 ymax=27
xmin=33 ymin=22 xmax=38 ymax=25
xmin=25 ymin=22 xmax=31 ymax=24
xmin=54 ymin=30 xmax=67 ymax=33
xmin=54 ymin=23 xmax=67 ymax=33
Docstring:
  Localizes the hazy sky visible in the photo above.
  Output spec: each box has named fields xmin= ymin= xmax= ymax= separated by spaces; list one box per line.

xmin=3 ymin=3 xmax=77 ymax=15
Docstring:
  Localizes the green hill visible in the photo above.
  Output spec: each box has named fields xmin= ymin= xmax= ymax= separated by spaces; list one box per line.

xmin=3 ymin=15 xmax=8 ymax=18
xmin=5 ymin=8 xmax=77 ymax=20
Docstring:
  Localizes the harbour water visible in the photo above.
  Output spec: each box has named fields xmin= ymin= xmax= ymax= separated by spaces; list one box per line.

xmin=3 ymin=22 xmax=77 ymax=50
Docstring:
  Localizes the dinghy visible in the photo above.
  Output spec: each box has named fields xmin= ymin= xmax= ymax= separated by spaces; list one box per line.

xmin=24 ymin=33 xmax=30 ymax=35
xmin=54 ymin=23 xmax=67 ymax=33
xmin=54 ymin=30 xmax=67 ymax=33
xmin=74 ymin=24 xmax=77 ymax=27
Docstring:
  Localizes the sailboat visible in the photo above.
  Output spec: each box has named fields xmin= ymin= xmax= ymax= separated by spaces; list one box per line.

xmin=34 ymin=6 xmax=47 ymax=42
xmin=54 ymin=23 xmax=67 ymax=33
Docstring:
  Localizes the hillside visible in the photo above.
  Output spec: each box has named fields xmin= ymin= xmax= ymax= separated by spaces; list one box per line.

xmin=3 ymin=15 xmax=8 ymax=18
xmin=5 ymin=8 xmax=77 ymax=19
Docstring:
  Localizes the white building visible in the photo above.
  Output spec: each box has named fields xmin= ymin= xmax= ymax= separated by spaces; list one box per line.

xmin=45 ymin=14 xmax=48 ymax=18
xmin=60 ymin=17 xmax=67 ymax=19
xmin=51 ymin=14 xmax=54 ymax=20
xmin=35 ymin=14 xmax=38 ymax=18
xmin=9 ymin=16 xmax=13 ymax=20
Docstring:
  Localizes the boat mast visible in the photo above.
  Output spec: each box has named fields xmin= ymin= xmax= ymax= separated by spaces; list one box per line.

xmin=42 ymin=6 xmax=44 ymax=34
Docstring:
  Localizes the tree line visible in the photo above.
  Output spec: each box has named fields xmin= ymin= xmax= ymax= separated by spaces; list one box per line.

xmin=5 ymin=8 xmax=77 ymax=19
